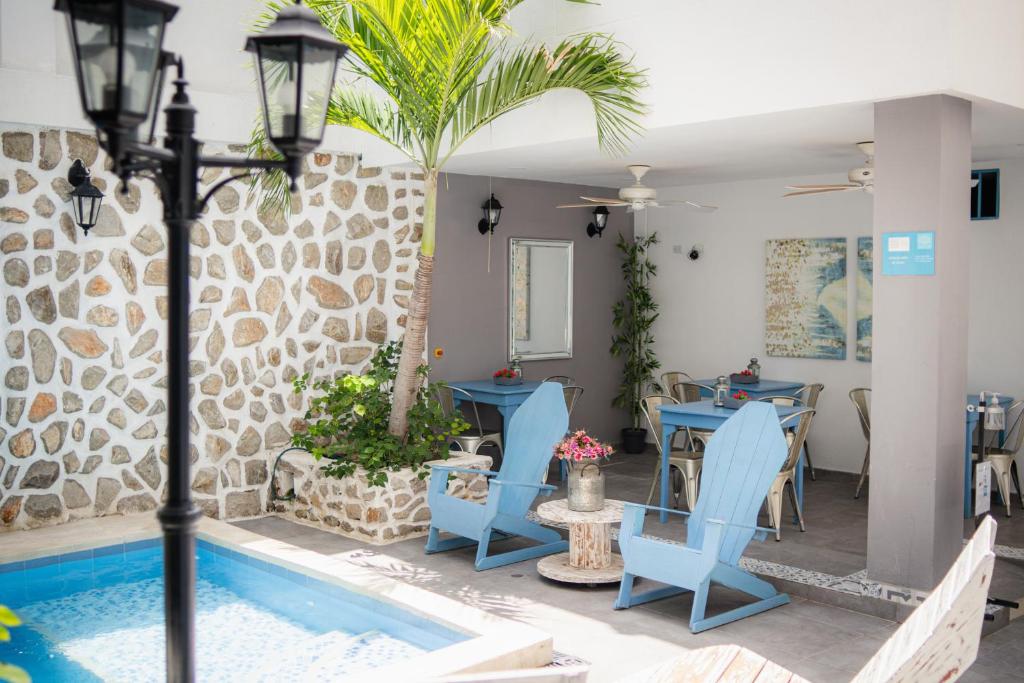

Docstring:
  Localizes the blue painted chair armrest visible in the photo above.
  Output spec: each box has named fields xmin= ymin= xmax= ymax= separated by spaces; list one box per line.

xmin=430 ymin=465 xmax=500 ymax=477
xmin=623 ymin=502 xmax=692 ymax=518
xmin=490 ymin=480 xmax=558 ymax=492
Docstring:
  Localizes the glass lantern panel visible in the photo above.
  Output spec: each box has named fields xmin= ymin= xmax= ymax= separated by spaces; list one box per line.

xmin=122 ymin=4 xmax=166 ymax=118
xmin=257 ymin=42 xmax=301 ymax=141
xmin=86 ymin=194 xmax=103 ymax=227
xmin=298 ymin=43 xmax=337 ymax=141
xmin=71 ymin=2 xmax=119 ymax=113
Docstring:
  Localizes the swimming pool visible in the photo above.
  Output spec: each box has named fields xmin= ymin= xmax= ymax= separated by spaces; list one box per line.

xmin=0 ymin=537 xmax=468 ymax=681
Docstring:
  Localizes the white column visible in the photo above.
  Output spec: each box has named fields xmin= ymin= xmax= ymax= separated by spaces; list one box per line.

xmin=867 ymin=95 xmax=972 ymax=590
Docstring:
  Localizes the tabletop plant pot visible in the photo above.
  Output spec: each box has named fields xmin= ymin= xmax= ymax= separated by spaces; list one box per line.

xmin=493 ymin=375 xmax=523 ymax=386
xmin=729 ymin=373 xmax=757 ymax=385
xmin=621 ymin=427 xmax=647 ymax=454
xmin=567 ymin=463 xmax=606 ymax=512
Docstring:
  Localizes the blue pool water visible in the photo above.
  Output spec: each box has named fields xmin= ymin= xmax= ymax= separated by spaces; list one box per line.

xmin=0 ymin=539 xmax=466 ymax=682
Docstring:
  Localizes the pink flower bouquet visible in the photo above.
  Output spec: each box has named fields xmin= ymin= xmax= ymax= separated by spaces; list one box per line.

xmin=553 ymin=430 xmax=614 ymax=472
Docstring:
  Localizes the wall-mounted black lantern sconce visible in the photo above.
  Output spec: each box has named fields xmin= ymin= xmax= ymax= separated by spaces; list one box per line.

xmin=477 ymin=193 xmax=503 ymax=234
xmin=586 ymin=205 xmax=609 ymax=238
xmin=54 ymin=0 xmax=346 ymax=680
xmin=67 ymin=159 xmax=105 ymax=234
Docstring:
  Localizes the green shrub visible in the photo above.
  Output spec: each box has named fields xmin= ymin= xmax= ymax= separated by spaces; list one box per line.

xmin=0 ymin=604 xmax=30 ymax=683
xmin=291 ymin=341 xmax=469 ymax=486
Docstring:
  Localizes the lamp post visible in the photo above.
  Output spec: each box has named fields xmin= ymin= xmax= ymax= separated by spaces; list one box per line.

xmin=53 ymin=1 xmax=347 ymax=681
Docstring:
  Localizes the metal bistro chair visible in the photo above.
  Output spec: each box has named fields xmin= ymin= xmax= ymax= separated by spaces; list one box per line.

xmin=973 ymin=398 xmax=1024 ymax=517
xmin=556 ymin=385 xmax=586 ymax=480
xmin=765 ymin=408 xmax=814 ymax=541
xmin=850 ymin=387 xmax=871 ymax=499
xmin=672 ymin=381 xmax=716 ymax=449
xmin=641 ymin=395 xmax=706 ymax=512
xmin=758 ymin=382 xmax=823 ymax=481
xmin=435 ymin=385 xmax=503 ymax=456
xmin=542 ymin=375 xmax=575 ymax=386
xmin=660 ymin=371 xmax=693 ymax=396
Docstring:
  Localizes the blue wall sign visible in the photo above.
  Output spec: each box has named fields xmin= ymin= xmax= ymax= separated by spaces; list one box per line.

xmin=881 ymin=231 xmax=935 ymax=276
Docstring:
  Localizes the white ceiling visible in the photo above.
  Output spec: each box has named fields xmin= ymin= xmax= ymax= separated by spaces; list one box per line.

xmin=440 ymin=97 xmax=1024 ymax=190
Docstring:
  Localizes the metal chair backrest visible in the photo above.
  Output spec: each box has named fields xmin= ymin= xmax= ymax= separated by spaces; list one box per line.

xmin=674 ymin=382 xmax=713 ymax=404
xmin=999 ymin=399 xmax=1024 ymax=453
xmin=850 ymin=388 xmax=871 ymax=440
xmin=543 ymin=375 xmax=574 ymax=386
xmin=562 ymin=385 xmax=584 ymax=417
xmin=498 ymin=382 xmax=569 ymax=515
xmin=758 ymin=395 xmax=801 ymax=407
xmin=686 ymin=402 xmax=789 ymax=565
xmin=641 ymin=394 xmax=679 ymax=451
xmin=778 ymin=408 xmax=816 ymax=471
xmin=662 ymin=372 xmax=694 ymax=398
xmin=434 ymin=384 xmax=485 ymax=437
xmin=798 ymin=383 xmax=824 ymax=410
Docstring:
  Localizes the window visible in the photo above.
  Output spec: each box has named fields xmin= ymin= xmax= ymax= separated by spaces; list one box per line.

xmin=971 ymin=169 xmax=999 ymax=220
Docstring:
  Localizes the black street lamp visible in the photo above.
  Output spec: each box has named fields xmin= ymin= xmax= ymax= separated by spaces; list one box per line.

xmin=53 ymin=1 xmax=347 ymax=681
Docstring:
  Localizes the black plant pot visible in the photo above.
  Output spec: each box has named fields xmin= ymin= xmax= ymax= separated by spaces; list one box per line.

xmin=621 ymin=427 xmax=648 ymax=454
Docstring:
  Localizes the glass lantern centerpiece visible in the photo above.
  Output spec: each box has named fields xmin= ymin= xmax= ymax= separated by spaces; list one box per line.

xmin=713 ymin=375 xmax=730 ymax=407
xmin=747 ymin=357 xmax=761 ymax=382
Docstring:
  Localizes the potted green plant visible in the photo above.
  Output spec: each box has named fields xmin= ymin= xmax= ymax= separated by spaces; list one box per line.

xmin=291 ymin=341 xmax=469 ymax=487
xmin=610 ymin=232 xmax=661 ymax=453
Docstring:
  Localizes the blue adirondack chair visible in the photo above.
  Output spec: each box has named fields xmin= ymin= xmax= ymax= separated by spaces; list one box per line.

xmin=615 ymin=401 xmax=791 ymax=633
xmin=425 ymin=382 xmax=569 ymax=570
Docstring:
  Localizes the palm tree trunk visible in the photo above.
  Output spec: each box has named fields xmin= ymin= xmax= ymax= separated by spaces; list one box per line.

xmin=388 ymin=172 xmax=437 ymax=439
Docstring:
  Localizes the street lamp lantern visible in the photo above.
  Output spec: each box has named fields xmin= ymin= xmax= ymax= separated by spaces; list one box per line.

xmin=67 ymin=159 xmax=105 ymax=233
xmin=55 ymin=0 xmax=177 ymax=139
xmin=246 ymin=0 xmax=346 ymax=162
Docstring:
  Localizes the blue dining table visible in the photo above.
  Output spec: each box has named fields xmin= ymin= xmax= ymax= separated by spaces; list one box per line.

xmin=964 ymin=393 xmax=1014 ymax=518
xmin=694 ymin=378 xmax=805 ymax=401
xmin=656 ymin=399 xmax=804 ymax=523
xmin=448 ymin=380 xmax=543 ymax=445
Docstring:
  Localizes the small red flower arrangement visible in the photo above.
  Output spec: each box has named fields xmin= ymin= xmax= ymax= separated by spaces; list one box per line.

xmin=732 ymin=390 xmax=750 ymax=401
xmin=740 ymin=369 xmax=753 ymax=377
xmin=493 ymin=368 xmax=517 ymax=379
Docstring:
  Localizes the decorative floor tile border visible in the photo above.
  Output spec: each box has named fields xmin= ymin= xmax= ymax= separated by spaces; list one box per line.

xmin=527 ymin=510 xmax=1013 ymax=617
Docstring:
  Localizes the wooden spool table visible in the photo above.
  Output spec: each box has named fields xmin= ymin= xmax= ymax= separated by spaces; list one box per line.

xmin=535 ymin=498 xmax=625 ymax=585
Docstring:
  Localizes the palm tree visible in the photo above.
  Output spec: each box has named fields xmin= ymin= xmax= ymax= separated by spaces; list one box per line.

xmin=254 ymin=0 xmax=646 ymax=439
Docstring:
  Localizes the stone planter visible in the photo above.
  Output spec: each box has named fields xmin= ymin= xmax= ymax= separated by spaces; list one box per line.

xmin=268 ymin=449 xmax=492 ymax=544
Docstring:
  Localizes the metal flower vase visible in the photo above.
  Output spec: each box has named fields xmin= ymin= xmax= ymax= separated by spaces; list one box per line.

xmin=567 ymin=463 xmax=605 ymax=512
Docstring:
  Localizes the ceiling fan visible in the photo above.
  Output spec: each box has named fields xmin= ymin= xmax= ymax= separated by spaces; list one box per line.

xmin=557 ymin=164 xmax=718 ymax=213
xmin=784 ymin=141 xmax=978 ymax=198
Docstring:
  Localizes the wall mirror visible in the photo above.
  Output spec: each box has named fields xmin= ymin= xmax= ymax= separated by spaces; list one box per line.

xmin=509 ymin=238 xmax=573 ymax=361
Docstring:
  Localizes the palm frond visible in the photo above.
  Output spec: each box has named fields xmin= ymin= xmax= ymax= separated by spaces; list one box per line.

xmin=447 ymin=33 xmax=647 ymax=162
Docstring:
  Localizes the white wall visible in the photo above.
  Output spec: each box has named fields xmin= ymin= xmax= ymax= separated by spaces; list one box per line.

xmin=640 ymin=175 xmax=872 ymax=473
xmin=642 ymin=162 xmax=1024 ymax=473
xmin=967 ymin=158 xmax=1024 ymax=401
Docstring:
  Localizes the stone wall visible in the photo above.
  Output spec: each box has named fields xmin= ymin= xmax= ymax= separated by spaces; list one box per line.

xmin=0 ymin=124 xmax=423 ymax=529
xmin=269 ymin=450 xmax=492 ymax=544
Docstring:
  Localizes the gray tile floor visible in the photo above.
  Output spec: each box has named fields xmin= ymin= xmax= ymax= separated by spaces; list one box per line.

xmin=235 ymin=447 xmax=1024 ymax=682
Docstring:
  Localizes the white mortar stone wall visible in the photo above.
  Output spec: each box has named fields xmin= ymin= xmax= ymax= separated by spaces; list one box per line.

xmin=0 ymin=123 xmax=424 ymax=529
xmin=269 ymin=450 xmax=492 ymax=544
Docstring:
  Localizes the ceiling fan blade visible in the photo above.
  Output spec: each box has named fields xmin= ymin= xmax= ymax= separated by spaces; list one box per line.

xmin=580 ymin=196 xmax=627 ymax=204
xmin=656 ymin=199 xmax=718 ymax=212
xmin=784 ymin=184 xmax=860 ymax=190
xmin=557 ymin=203 xmax=602 ymax=208
xmin=784 ymin=187 xmax=862 ymax=198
